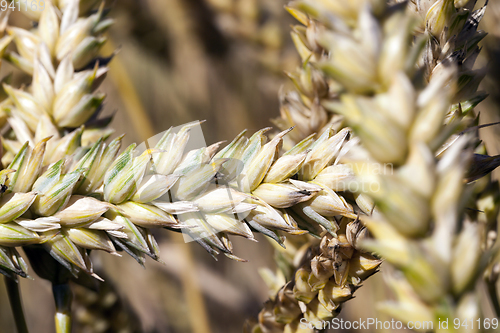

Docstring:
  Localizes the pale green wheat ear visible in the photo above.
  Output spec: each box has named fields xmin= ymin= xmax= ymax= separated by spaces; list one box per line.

xmin=0 ymin=122 xmax=374 ymax=331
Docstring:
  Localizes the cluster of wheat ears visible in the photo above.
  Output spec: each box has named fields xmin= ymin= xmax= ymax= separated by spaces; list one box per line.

xmin=0 ymin=0 xmax=498 ymax=332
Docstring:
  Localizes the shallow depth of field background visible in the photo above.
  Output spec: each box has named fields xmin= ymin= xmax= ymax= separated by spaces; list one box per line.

xmin=0 ymin=0 xmax=499 ymax=332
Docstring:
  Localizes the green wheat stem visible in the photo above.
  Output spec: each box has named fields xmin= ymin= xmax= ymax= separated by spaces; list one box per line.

xmin=4 ymin=276 xmax=29 ymax=333
xmin=53 ymin=283 xmax=72 ymax=333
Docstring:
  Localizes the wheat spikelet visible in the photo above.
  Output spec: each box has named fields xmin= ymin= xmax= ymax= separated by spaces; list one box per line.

xmin=272 ymin=16 xmax=339 ymax=150
xmin=245 ymin=220 xmax=380 ymax=333
xmin=0 ymin=0 xmax=112 ymax=167
xmin=275 ymin=0 xmax=490 ymax=147
xmin=0 ymin=118 xmax=361 ymax=276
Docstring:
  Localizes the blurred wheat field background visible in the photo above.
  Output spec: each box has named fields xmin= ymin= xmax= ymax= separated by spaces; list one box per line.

xmin=0 ymin=0 xmax=499 ymax=332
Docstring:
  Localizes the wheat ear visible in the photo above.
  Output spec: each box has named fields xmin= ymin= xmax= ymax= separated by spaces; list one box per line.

xmin=248 ymin=0 xmax=500 ymax=331
xmin=297 ymin=0 xmax=499 ymax=330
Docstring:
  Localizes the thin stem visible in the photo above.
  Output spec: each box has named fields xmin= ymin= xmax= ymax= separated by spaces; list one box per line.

xmin=177 ymin=240 xmax=212 ymax=333
xmin=487 ymin=278 xmax=500 ymax=318
xmin=4 ymin=276 xmax=29 ymax=333
xmin=52 ymin=283 xmax=72 ymax=333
